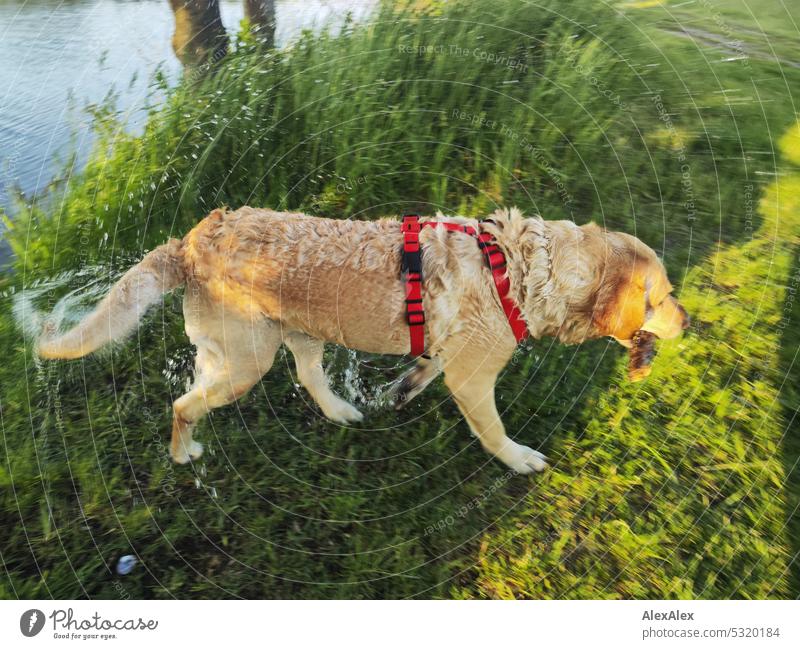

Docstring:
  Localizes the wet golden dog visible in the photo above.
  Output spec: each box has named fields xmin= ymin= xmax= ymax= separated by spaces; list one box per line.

xmin=38 ymin=207 xmax=688 ymax=473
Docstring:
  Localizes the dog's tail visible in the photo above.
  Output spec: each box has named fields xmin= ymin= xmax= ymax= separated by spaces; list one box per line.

xmin=37 ymin=239 xmax=186 ymax=359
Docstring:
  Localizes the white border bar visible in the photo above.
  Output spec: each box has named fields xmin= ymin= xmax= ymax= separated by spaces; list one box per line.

xmin=1 ymin=600 xmax=798 ymax=648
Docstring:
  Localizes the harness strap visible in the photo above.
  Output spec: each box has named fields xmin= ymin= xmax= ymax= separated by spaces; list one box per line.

xmin=401 ymin=215 xmax=426 ymax=356
xmin=475 ymin=231 xmax=530 ymax=343
xmin=400 ymin=215 xmax=529 ymax=356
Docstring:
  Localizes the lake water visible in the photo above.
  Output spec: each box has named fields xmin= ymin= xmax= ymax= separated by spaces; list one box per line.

xmin=0 ymin=0 xmax=374 ymax=215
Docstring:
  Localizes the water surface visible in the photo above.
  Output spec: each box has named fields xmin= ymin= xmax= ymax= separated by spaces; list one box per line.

xmin=0 ymin=0 xmax=373 ymax=213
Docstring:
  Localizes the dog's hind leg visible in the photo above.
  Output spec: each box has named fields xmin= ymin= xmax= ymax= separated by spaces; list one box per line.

xmin=392 ymin=356 xmax=442 ymax=409
xmin=284 ymin=331 xmax=363 ymax=424
xmin=170 ymin=316 xmax=281 ymax=464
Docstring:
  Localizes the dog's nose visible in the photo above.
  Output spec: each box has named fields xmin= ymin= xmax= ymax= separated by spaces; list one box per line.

xmin=679 ymin=305 xmax=690 ymax=330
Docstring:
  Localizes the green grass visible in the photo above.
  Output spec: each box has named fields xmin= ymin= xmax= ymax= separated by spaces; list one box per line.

xmin=1 ymin=0 xmax=799 ymax=598
xmin=461 ymin=163 xmax=800 ymax=598
xmin=627 ymin=0 xmax=800 ymax=63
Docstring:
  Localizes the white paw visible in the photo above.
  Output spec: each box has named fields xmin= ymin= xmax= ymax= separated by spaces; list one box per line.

xmin=324 ymin=398 xmax=364 ymax=425
xmin=501 ymin=443 xmax=549 ymax=474
xmin=171 ymin=440 xmax=203 ymax=465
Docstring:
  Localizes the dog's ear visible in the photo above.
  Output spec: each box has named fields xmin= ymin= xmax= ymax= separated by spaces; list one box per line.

xmin=592 ymin=260 xmax=648 ymax=341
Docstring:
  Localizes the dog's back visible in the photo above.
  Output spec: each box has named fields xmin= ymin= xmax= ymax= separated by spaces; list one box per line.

xmin=182 ymin=207 xmax=413 ymax=352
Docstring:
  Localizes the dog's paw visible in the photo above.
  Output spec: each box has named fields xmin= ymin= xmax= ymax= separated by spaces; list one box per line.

xmin=502 ymin=443 xmax=548 ymax=474
xmin=325 ymin=398 xmax=364 ymax=425
xmin=391 ymin=358 xmax=442 ymax=410
xmin=171 ymin=440 xmax=203 ymax=465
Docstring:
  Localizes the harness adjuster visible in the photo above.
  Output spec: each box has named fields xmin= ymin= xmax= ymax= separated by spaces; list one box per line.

xmin=401 ymin=216 xmax=421 ymax=232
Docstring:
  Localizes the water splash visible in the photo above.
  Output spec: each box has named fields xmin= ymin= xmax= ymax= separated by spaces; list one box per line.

xmin=329 ymin=347 xmax=410 ymax=411
xmin=162 ymin=353 xmax=194 ymax=391
xmin=11 ymin=264 xmax=120 ymax=343
xmin=341 ymin=349 xmax=365 ymax=404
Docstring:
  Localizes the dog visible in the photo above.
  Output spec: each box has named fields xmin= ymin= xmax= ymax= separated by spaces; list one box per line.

xmin=37 ymin=207 xmax=689 ymax=473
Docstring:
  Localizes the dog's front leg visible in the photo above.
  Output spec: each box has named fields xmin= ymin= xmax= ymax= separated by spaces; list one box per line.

xmin=443 ymin=361 xmax=548 ymax=474
xmin=392 ymin=356 xmax=443 ymax=409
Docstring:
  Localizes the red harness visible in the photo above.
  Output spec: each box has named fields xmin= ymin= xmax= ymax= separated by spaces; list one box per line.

xmin=400 ymin=214 xmax=529 ymax=356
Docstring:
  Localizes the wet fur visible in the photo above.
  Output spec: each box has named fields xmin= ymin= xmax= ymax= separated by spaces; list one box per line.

xmin=37 ymin=207 xmax=687 ymax=473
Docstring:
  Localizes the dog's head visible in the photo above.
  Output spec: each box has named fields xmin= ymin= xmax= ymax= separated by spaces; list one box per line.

xmin=591 ymin=230 xmax=689 ymax=350
xmin=485 ymin=211 xmax=688 ymax=374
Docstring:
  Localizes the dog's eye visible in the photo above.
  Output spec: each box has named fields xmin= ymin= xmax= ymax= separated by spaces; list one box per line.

xmin=657 ymin=291 xmax=675 ymax=308
xmin=648 ymin=291 xmax=671 ymax=309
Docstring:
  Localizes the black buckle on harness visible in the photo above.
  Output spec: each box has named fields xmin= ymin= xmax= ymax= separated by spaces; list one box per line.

xmin=401 ymin=214 xmax=424 ymax=277
xmin=401 ymin=250 xmax=423 ymax=276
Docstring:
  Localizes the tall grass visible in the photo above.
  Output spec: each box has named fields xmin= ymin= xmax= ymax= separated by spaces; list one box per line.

xmin=9 ymin=0 xmax=780 ymax=275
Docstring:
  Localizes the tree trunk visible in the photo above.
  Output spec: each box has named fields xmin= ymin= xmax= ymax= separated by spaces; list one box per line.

xmin=169 ymin=0 xmax=228 ymax=69
xmin=244 ymin=0 xmax=276 ymax=48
